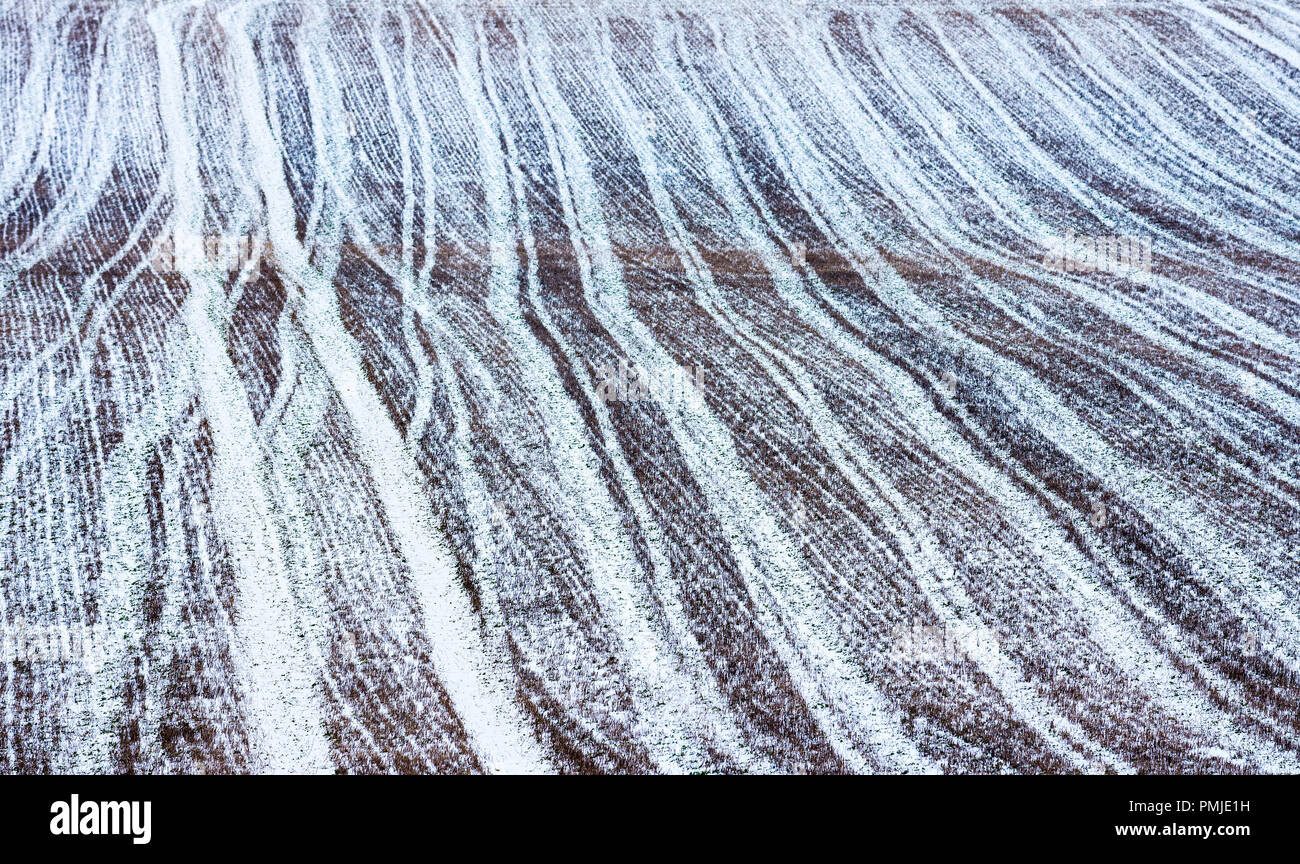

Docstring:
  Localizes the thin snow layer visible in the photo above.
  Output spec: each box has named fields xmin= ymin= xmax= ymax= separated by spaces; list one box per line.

xmin=1 ymin=0 xmax=1298 ymax=774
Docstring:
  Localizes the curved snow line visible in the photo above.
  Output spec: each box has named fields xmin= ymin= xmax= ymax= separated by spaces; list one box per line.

xmin=224 ymin=5 xmax=547 ymax=775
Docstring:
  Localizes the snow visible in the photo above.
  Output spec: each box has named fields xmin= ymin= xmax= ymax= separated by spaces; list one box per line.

xmin=2 ymin=0 xmax=1297 ymax=773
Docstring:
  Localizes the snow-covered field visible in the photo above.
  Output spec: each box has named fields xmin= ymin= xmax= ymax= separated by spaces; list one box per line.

xmin=1 ymin=0 xmax=1298 ymax=774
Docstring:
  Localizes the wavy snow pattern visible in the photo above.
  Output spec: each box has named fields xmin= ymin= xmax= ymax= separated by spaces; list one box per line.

xmin=0 ymin=0 xmax=1298 ymax=774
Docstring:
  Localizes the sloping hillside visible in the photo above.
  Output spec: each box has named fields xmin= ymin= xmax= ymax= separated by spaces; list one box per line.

xmin=1 ymin=0 xmax=1298 ymax=773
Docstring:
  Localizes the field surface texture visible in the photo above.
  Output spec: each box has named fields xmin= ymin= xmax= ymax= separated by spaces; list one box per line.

xmin=1 ymin=0 xmax=1298 ymax=774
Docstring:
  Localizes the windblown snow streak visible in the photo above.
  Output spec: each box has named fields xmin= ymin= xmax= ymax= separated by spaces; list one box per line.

xmin=1 ymin=0 xmax=1297 ymax=774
